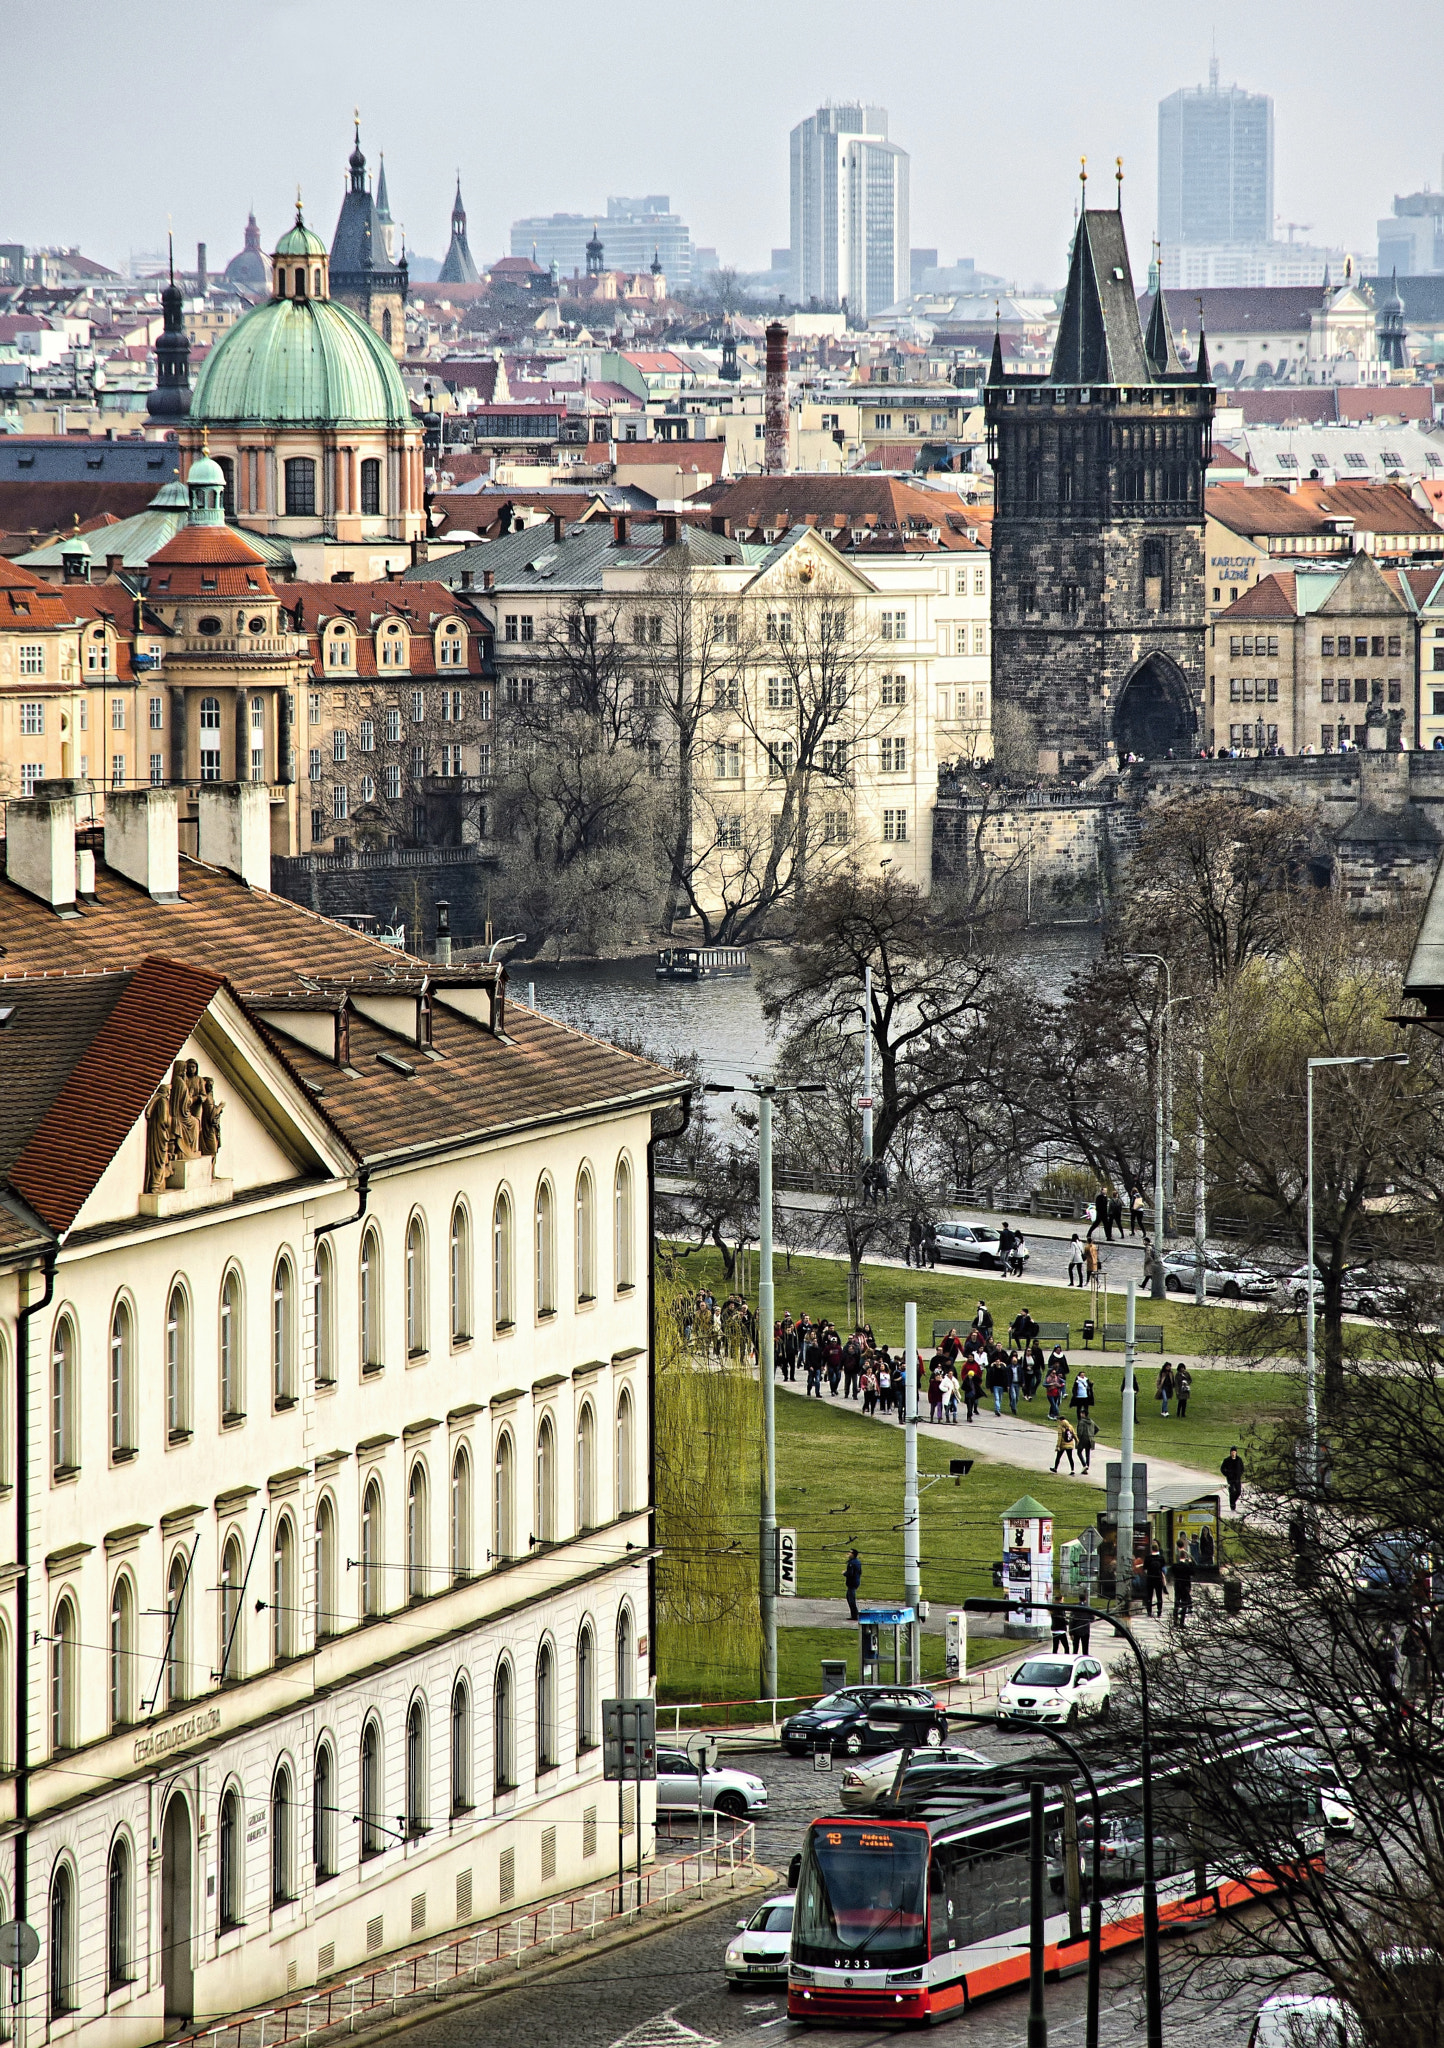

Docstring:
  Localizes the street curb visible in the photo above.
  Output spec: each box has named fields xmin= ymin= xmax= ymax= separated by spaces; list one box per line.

xmin=298 ymin=1864 xmax=779 ymax=2046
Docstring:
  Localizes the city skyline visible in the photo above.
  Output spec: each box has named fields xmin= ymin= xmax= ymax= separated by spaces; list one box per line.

xmin=2 ymin=0 xmax=1440 ymax=289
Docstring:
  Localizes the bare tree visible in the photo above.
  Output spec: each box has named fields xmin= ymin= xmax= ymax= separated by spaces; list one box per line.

xmin=346 ymin=679 xmax=485 ymax=848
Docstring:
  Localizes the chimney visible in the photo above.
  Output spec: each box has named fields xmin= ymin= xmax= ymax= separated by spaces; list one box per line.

xmin=197 ymin=782 xmax=270 ymax=891
xmin=459 ymin=567 xmax=474 ymax=591
xmin=106 ymin=552 xmax=123 ymax=577
xmin=196 ymin=242 xmax=207 ymax=294
xmin=5 ymin=794 xmax=78 ymax=913
xmin=551 ymin=512 xmax=566 ymax=544
xmin=482 ymin=568 xmax=495 ymax=592
xmin=104 ymin=787 xmax=181 ymax=901
xmin=661 ymin=510 xmax=679 ymax=546
xmin=764 ymin=320 xmax=790 ymax=475
xmin=435 ymin=899 xmax=452 ymax=966
xmin=611 ymin=512 xmax=630 ymax=547
xmin=710 ymin=514 xmax=732 ymax=537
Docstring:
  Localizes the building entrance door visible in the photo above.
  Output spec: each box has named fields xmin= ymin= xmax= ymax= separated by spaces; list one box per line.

xmin=161 ymin=1792 xmax=193 ymax=2029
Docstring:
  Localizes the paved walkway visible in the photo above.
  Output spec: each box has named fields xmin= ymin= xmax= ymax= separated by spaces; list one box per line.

xmin=779 ymin=1379 xmax=1224 ymax=1503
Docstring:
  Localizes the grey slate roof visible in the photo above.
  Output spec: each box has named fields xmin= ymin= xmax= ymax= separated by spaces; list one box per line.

xmin=407 ymin=518 xmax=759 ymax=594
xmin=1050 ymin=210 xmax=1152 ymax=385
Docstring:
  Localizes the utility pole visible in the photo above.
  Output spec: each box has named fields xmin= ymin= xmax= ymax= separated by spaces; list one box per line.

xmin=1194 ymin=1046 xmax=1207 ymax=1308
xmin=1152 ymin=1037 xmax=1166 ymax=1300
xmin=861 ymin=964 xmax=874 ymax=1167
xmin=758 ymin=1089 xmax=777 ymax=1701
xmin=1118 ymin=1280 xmax=1136 ymax=1615
xmin=903 ymin=1299 xmax=920 ymax=1682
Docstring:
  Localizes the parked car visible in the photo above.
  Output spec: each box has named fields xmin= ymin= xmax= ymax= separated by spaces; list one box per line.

xmin=1350 ymin=1532 xmax=1436 ymax=1614
xmin=1279 ymin=1261 xmax=1408 ymax=1318
xmin=839 ymin=1743 xmax=994 ymax=1809
xmin=931 ymin=1221 xmax=1030 ymax=1272
xmin=1268 ymin=1746 xmax=1357 ymax=1835
xmin=780 ymin=1686 xmax=949 ymax=1758
xmin=1247 ymin=1992 xmax=1352 ymax=2047
xmin=653 ymin=1748 xmax=768 ymax=1819
xmin=1162 ymin=1247 xmax=1275 ymax=1300
xmin=997 ymin=1653 xmax=1111 ymax=1727
xmin=724 ymin=1893 xmax=794 ymax=1984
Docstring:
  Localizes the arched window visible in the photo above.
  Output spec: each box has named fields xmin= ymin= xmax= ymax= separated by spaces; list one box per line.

xmin=360 ymin=456 xmax=381 ymax=515
xmin=381 ymin=309 xmax=393 ymax=345
xmin=272 ymin=1516 xmax=296 ymax=1662
xmin=576 ymin=1403 xmax=596 ymax=1532
xmin=107 ymin=1835 xmax=132 ymax=1987
xmin=166 ymin=1282 xmax=192 ymax=1436
xmin=575 ymin=1168 xmax=596 ymax=1302
xmin=109 ymin=1298 xmax=135 ymax=1457
xmin=616 ymin=1387 xmax=635 ymax=1517
xmin=614 ymin=1156 xmax=634 ymax=1290
xmin=536 ymin=1642 xmax=556 ymax=1771
xmin=314 ymin=1240 xmax=335 ymax=1386
xmin=271 ymin=1760 xmax=293 ymax=1905
xmin=219 ymin=1786 xmax=241 ymax=1928
xmin=51 ymin=1313 xmax=76 ymax=1476
xmin=362 ymin=1478 xmax=383 ymax=1618
xmin=312 ymin=266 xmax=322 ymax=296
xmin=535 ymin=1415 xmax=556 ymax=1545
xmin=615 ymin=1604 xmax=633 ymax=1696
xmin=0 ymin=1622 xmax=11 ymax=1771
xmin=314 ymin=1497 xmax=337 ymax=1640
xmin=577 ymin=1622 xmax=596 ymax=1751
xmin=405 ymin=1697 xmax=427 ymax=1836
xmin=166 ymin=1552 xmax=188 ymax=1705
xmin=406 ymin=1214 xmax=427 ymax=1356
xmin=272 ymin=1255 xmax=296 ymax=1405
xmin=199 ymin=693 xmax=221 ymax=730
xmin=219 ymin=1533 xmax=244 ymax=1682
xmin=535 ymin=1180 xmax=556 ymax=1317
xmin=406 ymin=1463 xmax=428 ymax=1604
xmin=0 ymin=1332 xmax=10 ymax=1488
xmin=360 ymin=1227 xmax=382 ymax=1372
xmin=493 ymin=1660 xmax=514 ymax=1792
xmin=450 ymin=1203 xmax=471 ymax=1342
xmin=49 ymin=1861 xmax=74 ymax=2017
xmin=450 ymin=1677 xmax=472 ymax=1813
xmin=450 ymin=1444 xmax=472 ymax=1584
xmin=493 ymin=1431 xmax=514 ymax=1563
xmin=285 ymin=456 xmax=316 ymax=518
xmin=360 ymin=1719 xmax=383 ymax=1857
xmin=313 ymin=1737 xmax=336 ymax=1882
xmin=219 ymin=1267 xmax=243 ymax=1421
xmin=50 ymin=1596 xmax=76 ymax=1753
xmin=493 ymin=1190 xmax=514 ymax=1329
xmin=109 ymin=1575 xmax=135 ymax=1727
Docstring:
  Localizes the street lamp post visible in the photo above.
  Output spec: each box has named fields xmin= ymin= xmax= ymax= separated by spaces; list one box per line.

xmin=1303 ymin=1052 xmax=1407 ymax=1472
xmin=704 ymin=1077 xmax=824 ymax=1700
xmin=1125 ymin=954 xmax=1171 ymax=1298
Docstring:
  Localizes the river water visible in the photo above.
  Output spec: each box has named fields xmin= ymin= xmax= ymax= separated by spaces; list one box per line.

xmin=522 ymin=928 xmax=1101 ymax=1082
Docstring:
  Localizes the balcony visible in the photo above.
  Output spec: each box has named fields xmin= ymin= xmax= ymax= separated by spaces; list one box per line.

xmin=173 ymin=635 xmax=300 ymax=659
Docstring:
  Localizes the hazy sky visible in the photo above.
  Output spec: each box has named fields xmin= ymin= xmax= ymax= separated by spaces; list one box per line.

xmin=6 ymin=0 xmax=1441 ymax=284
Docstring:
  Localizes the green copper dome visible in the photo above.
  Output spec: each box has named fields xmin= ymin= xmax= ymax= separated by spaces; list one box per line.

xmin=190 ymin=295 xmax=410 ymax=428
xmin=275 ymin=216 xmax=328 ymax=259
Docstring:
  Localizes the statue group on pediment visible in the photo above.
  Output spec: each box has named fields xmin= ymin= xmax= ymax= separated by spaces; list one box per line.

xmin=145 ymin=1059 xmax=225 ymax=1194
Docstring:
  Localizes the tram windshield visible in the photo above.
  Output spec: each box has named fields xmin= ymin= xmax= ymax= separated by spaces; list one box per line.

xmin=794 ymin=1822 xmax=929 ymax=1968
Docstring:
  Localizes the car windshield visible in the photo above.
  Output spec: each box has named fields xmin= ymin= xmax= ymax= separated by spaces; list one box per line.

xmin=1014 ymin=1661 xmax=1074 ymax=1687
xmin=809 ymin=1693 xmax=856 ymax=1714
xmin=748 ymin=1902 xmax=794 ymax=1933
xmin=794 ymin=1822 xmax=929 ymax=1967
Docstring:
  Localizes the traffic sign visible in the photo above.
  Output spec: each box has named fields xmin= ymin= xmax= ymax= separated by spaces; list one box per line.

xmin=601 ymin=1698 xmax=656 ymax=1782
xmin=855 ymin=1095 xmax=875 ymax=1110
xmin=684 ymin=1733 xmax=718 ymax=1772
xmin=0 ymin=1923 xmax=38 ymax=1970
xmin=777 ymin=1527 xmax=798 ymax=1597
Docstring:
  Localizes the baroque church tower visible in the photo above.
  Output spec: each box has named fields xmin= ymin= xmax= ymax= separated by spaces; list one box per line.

xmin=986 ymin=173 xmax=1214 ymax=768
xmin=329 ymin=119 xmax=408 ymax=358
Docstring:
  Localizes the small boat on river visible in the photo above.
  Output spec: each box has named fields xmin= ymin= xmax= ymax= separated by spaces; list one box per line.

xmin=655 ymin=946 xmax=751 ymax=981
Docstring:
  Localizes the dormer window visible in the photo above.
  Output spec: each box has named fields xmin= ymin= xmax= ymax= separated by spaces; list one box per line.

xmin=439 ymin=623 xmax=464 ymax=666
xmin=380 ymin=624 xmax=407 ymax=668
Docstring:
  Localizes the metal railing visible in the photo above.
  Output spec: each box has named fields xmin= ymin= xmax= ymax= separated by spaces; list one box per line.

xmin=178 ymin=1823 xmax=756 ymax=2048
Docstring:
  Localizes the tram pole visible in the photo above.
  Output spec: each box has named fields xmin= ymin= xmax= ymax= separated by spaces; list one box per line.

xmin=1028 ymin=1779 xmax=1048 ymax=2048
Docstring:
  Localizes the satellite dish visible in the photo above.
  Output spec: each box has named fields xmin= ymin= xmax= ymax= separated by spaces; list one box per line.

xmin=0 ymin=1921 xmax=39 ymax=1969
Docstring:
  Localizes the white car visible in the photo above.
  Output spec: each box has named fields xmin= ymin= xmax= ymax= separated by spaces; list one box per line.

xmin=654 ymin=1747 xmax=768 ymax=1819
xmin=997 ymin=1653 xmax=1111 ymax=1727
xmin=724 ymin=1893 xmax=794 ymax=1984
xmin=1246 ymin=1992 xmax=1353 ymax=2047
xmin=840 ymin=1743 xmax=995 ymax=1810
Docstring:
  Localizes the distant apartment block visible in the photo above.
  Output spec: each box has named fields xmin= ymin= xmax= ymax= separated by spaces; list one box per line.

xmin=1158 ymin=60 xmax=1274 ymax=251
xmin=789 ymin=103 xmax=909 ymax=322
xmin=511 ymin=198 xmax=693 ymax=287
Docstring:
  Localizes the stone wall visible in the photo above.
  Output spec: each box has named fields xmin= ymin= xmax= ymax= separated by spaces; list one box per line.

xmin=272 ymin=847 xmax=504 ymax=954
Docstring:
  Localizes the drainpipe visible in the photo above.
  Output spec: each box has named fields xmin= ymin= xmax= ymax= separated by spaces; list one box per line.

xmin=645 ymin=1095 xmax=691 ymax=1687
xmin=312 ymin=1165 xmax=370 ymax=1245
xmin=15 ymin=1245 xmax=58 ymax=1926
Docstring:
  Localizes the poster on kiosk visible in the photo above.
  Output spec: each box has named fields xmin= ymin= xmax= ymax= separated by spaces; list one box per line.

xmin=1001 ymin=1493 xmax=1053 ymax=1639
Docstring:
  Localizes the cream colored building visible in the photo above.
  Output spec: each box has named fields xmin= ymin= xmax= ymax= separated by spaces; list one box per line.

xmin=0 ymin=785 xmax=680 ymax=2042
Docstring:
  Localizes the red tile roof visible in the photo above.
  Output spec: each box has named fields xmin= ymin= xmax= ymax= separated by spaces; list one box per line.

xmin=148 ymin=524 xmax=268 ymax=568
xmin=1219 ymin=573 xmax=1298 ymax=618
xmin=1207 ymin=481 xmax=1442 ymax=540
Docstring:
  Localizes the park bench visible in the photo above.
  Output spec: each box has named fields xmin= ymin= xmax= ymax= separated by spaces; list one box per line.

xmin=1099 ymin=1322 xmax=1165 ymax=1353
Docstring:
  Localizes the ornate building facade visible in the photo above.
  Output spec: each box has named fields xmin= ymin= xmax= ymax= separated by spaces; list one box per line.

xmin=986 ymin=196 xmax=1215 ymax=767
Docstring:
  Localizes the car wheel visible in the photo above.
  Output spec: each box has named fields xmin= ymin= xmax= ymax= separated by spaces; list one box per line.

xmin=924 ymin=1726 xmax=943 ymax=1748
xmin=1066 ymin=1705 xmax=1079 ymax=1727
xmin=715 ymin=1790 xmax=747 ymax=1819
xmin=1358 ymin=1296 xmax=1376 ymax=1317
xmin=1292 ymin=1289 xmax=1308 ymax=1310
xmin=1098 ymin=1696 xmax=1112 ymax=1722
xmin=1222 ymin=1281 xmax=1241 ymax=1301
xmin=1165 ymin=1273 xmax=1180 ymax=1291
xmin=843 ymin=1732 xmax=863 ymax=1757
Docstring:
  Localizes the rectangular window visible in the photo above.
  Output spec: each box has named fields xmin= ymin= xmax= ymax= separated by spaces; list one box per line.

xmin=200 ymin=748 xmax=221 ymax=781
xmin=880 ymin=610 xmax=907 ymax=642
xmin=358 ymin=719 xmax=374 ymax=753
xmin=504 ymin=615 xmax=518 ymax=642
xmin=18 ymin=643 xmax=43 ymax=677
xmin=1267 ymin=723 xmax=1279 ymax=746
xmin=719 ymin=815 xmax=742 ymax=849
xmin=1322 ymin=724 xmax=1335 ymax=751
xmin=712 ymin=677 xmax=739 ymax=710
xmin=1370 ymin=678 xmax=1383 ymax=702
xmin=308 ymin=691 xmax=321 ymax=725
xmin=86 ymin=639 xmax=109 ymax=672
xmin=973 ymin=623 xmax=987 ymax=655
xmin=333 ymin=785 xmax=348 ymax=820
xmin=954 ymin=569 xmax=968 ymax=595
xmin=250 ymin=747 xmax=264 ymax=782
xmin=412 ymin=689 xmax=425 ymax=723
xmin=821 ymin=738 xmax=848 ymax=774
xmin=1267 ymin=678 xmax=1278 ymax=703
xmin=385 ymin=764 xmax=401 ymax=800
xmin=1388 ymin=679 xmax=1402 ymax=705
xmin=1229 ymin=679 xmax=1241 ymax=702
xmin=360 ymin=457 xmax=381 ymax=516
xmin=1388 ymin=635 xmax=1402 ymax=659
xmin=19 ymin=700 xmax=43 ymax=736
xmin=765 ymin=674 xmax=793 ymax=709
xmin=412 ymin=744 xmax=425 ymax=779
xmin=1018 ymin=582 xmax=1036 ymax=613
xmin=712 ymin=741 xmax=740 ymax=780
xmin=476 ymin=742 xmax=492 ymax=777
xmin=767 ymin=740 xmax=795 ymax=778
xmin=149 ymin=696 xmax=163 ymax=729
xmin=478 ymin=687 xmax=492 ymax=722
xmin=823 ymin=810 xmax=850 ymax=843
xmin=111 ymin=753 xmax=125 ymax=787
xmin=765 ymin=610 xmax=791 ymax=643
xmin=1434 ymin=650 xmax=1444 ymax=672
xmin=20 ymin=762 xmax=42 ymax=796
xmin=1354 ymin=636 xmax=1369 ymax=657
xmin=880 ymin=736 xmax=907 ymax=772
xmin=1321 ymin=636 xmax=1334 ymax=656
xmin=882 ymin=808 xmax=908 ymax=842
xmin=311 ymin=808 xmax=326 ymax=841
xmin=973 ymin=569 xmax=985 ymax=596
xmin=1267 ymin=636 xmax=1279 ymax=657
xmin=284 ymin=456 xmax=316 ymax=518
xmin=309 ymin=747 xmax=322 ymax=782
xmin=1433 ymin=692 xmax=1444 ymax=717
xmin=386 ymin=707 xmax=402 ymax=743
xmin=108 ymin=697 xmax=124 ymax=731
xmin=250 ymin=696 xmax=264 ymax=731
xmin=880 ymin=675 xmax=907 ymax=707
xmin=150 ymin=753 xmax=163 ymax=785
xmin=332 ymin=729 xmax=348 ymax=764
xmin=1322 ymin=680 xmax=1334 ymax=703
xmin=954 ymin=625 xmax=968 ymax=656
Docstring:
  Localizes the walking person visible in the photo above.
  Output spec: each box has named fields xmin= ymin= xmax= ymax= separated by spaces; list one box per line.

xmin=1067 ymin=1232 xmax=1085 ymax=1287
xmin=1076 ymin=1409 xmax=1097 ymax=1474
xmin=1143 ymin=1540 xmax=1167 ymax=1618
xmin=1006 ymin=1351 xmax=1021 ymax=1417
xmin=1069 ymin=1368 xmax=1093 ymax=1420
xmin=987 ymin=1351 xmax=1008 ymax=1418
xmin=942 ymin=1365 xmax=960 ymax=1424
xmin=1050 ymin=1603 xmax=1071 ymax=1654
xmin=1107 ymin=1188 xmax=1125 ymax=1239
xmin=962 ymin=1358 xmax=981 ymax=1423
xmin=907 ymin=1213 xmax=923 ymax=1269
xmin=1155 ymin=1360 xmax=1175 ymax=1419
xmin=1175 ymin=1361 xmax=1192 ymax=1419
xmin=928 ymin=1364 xmax=944 ymax=1424
xmin=973 ymin=1300 xmax=994 ymax=1342
xmin=1068 ymin=1604 xmax=1092 ymax=1655
xmin=1044 ymin=1354 xmax=1066 ymax=1420
xmin=1172 ymin=1541 xmax=1195 ymax=1628
xmin=1084 ymin=1237 xmax=1100 ymax=1285
xmin=1051 ymin=1417 xmax=1078 ymax=1474
xmin=844 ymin=1548 xmax=863 ymax=1622
xmin=1129 ymin=1185 xmax=1145 ymax=1236
xmin=1221 ymin=1446 xmax=1245 ymax=1512
xmin=1098 ymin=1188 xmax=1115 ymax=1243
xmin=924 ymin=1218 xmax=939 ymax=1270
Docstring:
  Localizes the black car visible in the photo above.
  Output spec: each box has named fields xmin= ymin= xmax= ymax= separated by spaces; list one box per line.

xmin=780 ymin=1686 xmax=949 ymax=1758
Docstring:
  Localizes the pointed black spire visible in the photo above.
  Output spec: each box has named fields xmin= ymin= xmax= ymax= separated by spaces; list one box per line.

xmin=1196 ymin=323 xmax=1211 ymax=383
xmin=147 ymin=229 xmax=191 ymax=421
xmin=1143 ymin=276 xmax=1183 ymax=375
xmin=439 ymin=173 xmax=478 ymax=284
xmin=1049 ymin=203 xmax=1151 ymax=384
xmin=988 ymin=319 xmax=1005 ymax=385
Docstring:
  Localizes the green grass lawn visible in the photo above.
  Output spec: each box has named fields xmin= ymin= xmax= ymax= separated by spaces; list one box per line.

xmin=659 ymin=1624 xmax=1004 ymax=1714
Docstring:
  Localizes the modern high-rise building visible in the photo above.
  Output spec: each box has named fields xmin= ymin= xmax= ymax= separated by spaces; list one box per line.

xmin=510 ymin=198 xmax=693 ymax=287
xmin=789 ymin=103 xmax=909 ymax=321
xmin=1158 ymin=59 xmax=1274 ymax=251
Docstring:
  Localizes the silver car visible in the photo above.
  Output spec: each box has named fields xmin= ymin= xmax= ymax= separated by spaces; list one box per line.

xmin=654 ymin=1747 xmax=768 ymax=1819
xmin=932 ymin=1221 xmax=1030 ymax=1272
xmin=1162 ymin=1247 xmax=1274 ymax=1300
xmin=724 ymin=1893 xmax=794 ymax=1984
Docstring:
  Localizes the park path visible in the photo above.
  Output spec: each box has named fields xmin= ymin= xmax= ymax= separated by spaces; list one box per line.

xmin=778 ymin=1379 xmax=1225 ymax=1503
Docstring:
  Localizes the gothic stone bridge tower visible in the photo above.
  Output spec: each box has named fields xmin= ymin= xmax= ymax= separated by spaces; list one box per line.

xmin=986 ymin=193 xmax=1214 ymax=769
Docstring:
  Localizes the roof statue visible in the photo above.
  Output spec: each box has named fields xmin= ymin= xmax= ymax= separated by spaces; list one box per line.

xmin=439 ymin=175 xmax=479 ymax=285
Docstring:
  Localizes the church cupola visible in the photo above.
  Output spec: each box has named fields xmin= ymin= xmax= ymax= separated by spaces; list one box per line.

xmin=273 ymin=198 xmax=329 ymax=302
xmin=146 ymin=235 xmax=192 ymax=421
xmin=186 ymin=433 xmax=228 ymax=527
xmin=586 ymin=223 xmax=604 ymax=277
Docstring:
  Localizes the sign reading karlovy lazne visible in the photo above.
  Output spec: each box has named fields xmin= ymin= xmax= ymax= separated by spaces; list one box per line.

xmin=134 ymin=1705 xmax=222 ymax=1766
